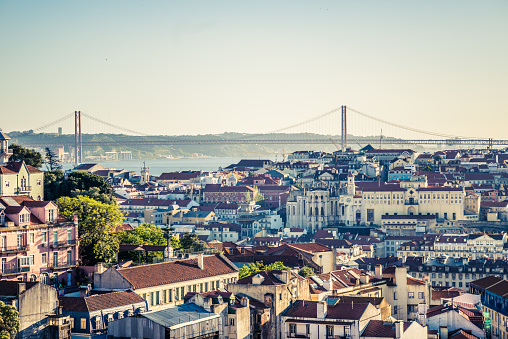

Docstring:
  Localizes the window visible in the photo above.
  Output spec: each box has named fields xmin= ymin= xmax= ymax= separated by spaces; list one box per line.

xmin=229 ymin=318 xmax=235 ymax=326
xmin=67 ymin=250 xmax=72 ymax=265
xmin=408 ymin=292 xmax=414 ymax=299
xmin=42 ymin=232 xmax=47 ymax=244
xmin=163 ymin=290 xmax=167 ymax=303
xmin=394 ymin=292 xmax=397 ymax=300
xmin=289 ymin=323 xmax=296 ymax=334
xmin=29 ymin=233 xmax=34 ymax=244
xmin=326 ymin=325 xmax=334 ymax=336
xmin=29 ymin=255 xmax=34 ymax=266
xmin=5 ymin=180 xmax=9 ymax=187
xmin=418 ymin=292 xmax=424 ymax=299
xmin=37 ymin=179 xmax=41 ymax=185
xmin=150 ymin=292 xmax=154 ymax=306
xmin=80 ymin=318 xmax=87 ymax=330
xmin=67 ymin=230 xmax=72 ymax=244
xmin=306 ymin=324 xmax=310 ymax=334
xmin=204 ymin=282 xmax=208 ymax=292
xmin=345 ymin=326 xmax=350 ymax=336
xmin=53 ymin=252 xmax=58 ymax=267
xmin=42 ymin=253 xmax=47 ymax=264
xmin=155 ymin=291 xmax=160 ymax=305
xmin=142 ymin=293 xmax=147 ymax=300
xmin=200 ymin=283 xmax=203 ymax=292
xmin=1 ymin=236 xmax=6 ymax=250
xmin=53 ymin=231 xmax=58 ymax=246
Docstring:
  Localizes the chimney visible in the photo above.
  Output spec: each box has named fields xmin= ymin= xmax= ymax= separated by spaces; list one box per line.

xmin=323 ymin=280 xmax=331 ymax=291
xmin=197 ymin=253 xmax=204 ymax=270
xmin=360 ymin=275 xmax=370 ymax=284
xmin=79 ymin=286 xmax=89 ymax=298
xmin=95 ymin=262 xmax=106 ymax=274
xmin=375 ymin=265 xmax=383 ymax=279
xmin=252 ymin=274 xmax=265 ymax=285
xmin=18 ymin=283 xmax=26 ymax=296
xmin=317 ymin=301 xmax=327 ymax=319
xmin=440 ymin=326 xmax=448 ymax=339
xmin=395 ymin=321 xmax=404 ymax=339
xmin=241 ymin=297 xmax=250 ymax=308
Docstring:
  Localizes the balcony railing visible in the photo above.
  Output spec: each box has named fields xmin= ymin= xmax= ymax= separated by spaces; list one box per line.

xmin=50 ymin=240 xmax=77 ymax=249
xmin=1 ymin=266 xmax=30 ymax=275
xmin=0 ymin=245 xmax=28 ymax=254
xmin=15 ymin=186 xmax=32 ymax=194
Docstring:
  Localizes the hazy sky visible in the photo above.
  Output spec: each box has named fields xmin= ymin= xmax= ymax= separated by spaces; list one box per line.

xmin=1 ymin=1 xmax=507 ymax=138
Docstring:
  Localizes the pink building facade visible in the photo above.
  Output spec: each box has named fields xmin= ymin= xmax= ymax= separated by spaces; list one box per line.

xmin=0 ymin=196 xmax=79 ymax=286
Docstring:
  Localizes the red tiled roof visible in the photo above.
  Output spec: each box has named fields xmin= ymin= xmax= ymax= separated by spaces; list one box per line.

xmin=59 ymin=290 xmax=145 ymax=312
xmin=116 ymin=254 xmax=238 ymax=289
xmin=285 ymin=300 xmax=371 ymax=320
xmin=361 ymin=320 xmax=412 ymax=337
xmin=289 ymin=243 xmax=331 ymax=253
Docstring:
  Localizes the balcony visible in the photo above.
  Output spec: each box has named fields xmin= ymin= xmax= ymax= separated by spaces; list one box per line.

xmin=50 ymin=240 xmax=77 ymax=249
xmin=15 ymin=186 xmax=32 ymax=194
xmin=404 ymin=200 xmax=419 ymax=205
xmin=0 ymin=245 xmax=28 ymax=254
xmin=1 ymin=266 xmax=30 ymax=275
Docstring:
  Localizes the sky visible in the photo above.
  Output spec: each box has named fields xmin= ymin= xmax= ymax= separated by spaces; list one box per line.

xmin=0 ymin=1 xmax=507 ymax=139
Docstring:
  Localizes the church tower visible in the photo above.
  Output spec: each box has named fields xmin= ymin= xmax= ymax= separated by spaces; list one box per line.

xmin=140 ymin=162 xmax=150 ymax=185
xmin=0 ymin=129 xmax=12 ymax=165
xmin=347 ymin=172 xmax=356 ymax=196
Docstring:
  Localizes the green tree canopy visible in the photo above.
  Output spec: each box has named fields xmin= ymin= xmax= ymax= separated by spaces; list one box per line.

xmin=179 ymin=232 xmax=209 ymax=251
xmin=298 ymin=266 xmax=315 ymax=278
xmin=45 ymin=171 xmax=115 ymax=204
xmin=8 ymin=144 xmax=43 ymax=168
xmin=56 ymin=196 xmax=123 ymax=265
xmin=44 ymin=147 xmax=62 ymax=171
xmin=238 ymin=261 xmax=290 ymax=279
xmin=0 ymin=300 xmax=19 ymax=339
xmin=118 ymin=223 xmax=166 ymax=263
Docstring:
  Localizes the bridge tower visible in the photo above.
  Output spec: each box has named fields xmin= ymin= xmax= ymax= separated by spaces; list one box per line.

xmin=74 ymin=111 xmax=82 ymax=165
xmin=341 ymin=105 xmax=347 ymax=152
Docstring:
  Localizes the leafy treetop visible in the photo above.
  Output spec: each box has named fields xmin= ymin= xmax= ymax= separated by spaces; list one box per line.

xmin=238 ymin=261 xmax=289 ymax=279
xmin=56 ymin=196 xmax=123 ymax=265
xmin=0 ymin=300 xmax=19 ymax=339
xmin=8 ymin=144 xmax=43 ymax=168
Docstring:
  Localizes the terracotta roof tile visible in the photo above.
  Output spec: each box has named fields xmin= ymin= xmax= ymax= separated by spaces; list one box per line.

xmin=116 ymin=254 xmax=238 ymax=289
xmin=59 ymin=290 xmax=145 ymax=312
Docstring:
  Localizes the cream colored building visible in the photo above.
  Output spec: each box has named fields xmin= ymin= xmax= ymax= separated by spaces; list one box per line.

xmin=93 ymin=253 xmax=239 ymax=311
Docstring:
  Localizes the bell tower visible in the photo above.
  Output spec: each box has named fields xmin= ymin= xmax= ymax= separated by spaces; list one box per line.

xmin=0 ymin=129 xmax=12 ymax=165
xmin=140 ymin=162 xmax=150 ymax=185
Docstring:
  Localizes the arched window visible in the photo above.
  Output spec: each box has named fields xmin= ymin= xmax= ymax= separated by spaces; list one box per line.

xmin=321 ymin=207 xmax=325 ymax=216
xmin=292 ymin=206 xmax=295 ymax=215
xmin=40 ymin=273 xmax=49 ymax=285
xmin=315 ymin=207 xmax=319 ymax=216
xmin=29 ymin=274 xmax=37 ymax=282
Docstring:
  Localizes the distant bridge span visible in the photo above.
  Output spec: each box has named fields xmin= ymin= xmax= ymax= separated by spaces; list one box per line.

xmin=19 ymin=138 xmax=508 ymax=147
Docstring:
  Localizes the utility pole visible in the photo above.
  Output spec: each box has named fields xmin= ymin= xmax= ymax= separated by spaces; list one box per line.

xmin=341 ymin=105 xmax=347 ymax=152
xmin=74 ymin=111 xmax=82 ymax=165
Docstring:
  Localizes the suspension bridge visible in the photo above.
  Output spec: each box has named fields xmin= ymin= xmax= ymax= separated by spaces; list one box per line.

xmin=16 ymin=106 xmax=508 ymax=164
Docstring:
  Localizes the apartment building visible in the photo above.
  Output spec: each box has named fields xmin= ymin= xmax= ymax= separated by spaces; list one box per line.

xmin=93 ymin=253 xmax=239 ymax=311
xmin=397 ymin=233 xmax=507 ymax=260
xmin=0 ymin=196 xmax=79 ymax=285
xmin=470 ymin=276 xmax=508 ymax=339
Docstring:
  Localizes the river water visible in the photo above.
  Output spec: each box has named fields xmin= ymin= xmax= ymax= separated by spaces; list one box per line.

xmin=60 ymin=157 xmax=267 ymax=176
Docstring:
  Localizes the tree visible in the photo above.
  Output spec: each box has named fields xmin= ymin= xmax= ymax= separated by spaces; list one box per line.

xmin=298 ymin=266 xmax=315 ymax=278
xmin=433 ymin=154 xmax=442 ymax=165
xmin=44 ymin=147 xmax=62 ymax=171
xmin=45 ymin=171 xmax=115 ymax=205
xmin=44 ymin=169 xmax=65 ymax=201
xmin=0 ymin=301 xmax=19 ymax=339
xmin=179 ymin=232 xmax=208 ymax=251
xmin=238 ymin=261 xmax=290 ymax=279
xmin=118 ymin=223 xmax=166 ymax=263
xmin=170 ymin=236 xmax=181 ymax=249
xmin=8 ymin=144 xmax=43 ymax=168
xmin=56 ymin=196 xmax=123 ymax=265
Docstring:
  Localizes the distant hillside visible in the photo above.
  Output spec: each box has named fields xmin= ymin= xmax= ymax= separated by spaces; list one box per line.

xmin=10 ymin=131 xmax=428 ymax=160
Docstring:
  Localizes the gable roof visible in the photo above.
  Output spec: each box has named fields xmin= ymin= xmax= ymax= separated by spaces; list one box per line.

xmin=115 ymin=254 xmax=238 ymax=289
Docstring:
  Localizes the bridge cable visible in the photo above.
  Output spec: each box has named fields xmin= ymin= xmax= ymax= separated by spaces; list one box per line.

xmin=80 ymin=112 xmax=150 ymax=136
xmin=33 ymin=113 xmax=74 ymax=132
xmin=347 ymin=107 xmax=484 ymax=140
